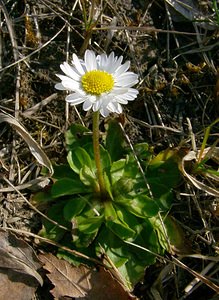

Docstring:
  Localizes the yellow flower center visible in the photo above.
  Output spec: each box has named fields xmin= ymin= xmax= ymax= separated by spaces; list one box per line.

xmin=81 ymin=70 xmax=114 ymax=96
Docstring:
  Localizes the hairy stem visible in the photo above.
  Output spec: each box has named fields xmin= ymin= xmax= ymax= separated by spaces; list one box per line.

xmin=92 ymin=111 xmax=106 ymax=198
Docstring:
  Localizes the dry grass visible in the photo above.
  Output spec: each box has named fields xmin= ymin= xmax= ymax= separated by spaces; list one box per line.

xmin=0 ymin=0 xmax=218 ymax=299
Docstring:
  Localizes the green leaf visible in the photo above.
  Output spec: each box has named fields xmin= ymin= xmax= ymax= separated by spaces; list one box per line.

xmin=146 ymin=150 xmax=181 ymax=210
xmin=40 ymin=201 xmax=69 ymax=241
xmin=72 ymin=206 xmax=104 ymax=247
xmin=32 ymin=190 xmax=53 ymax=205
xmin=65 ymin=123 xmax=91 ymax=150
xmin=100 ymin=145 xmax=112 ymax=170
xmin=103 ymin=172 xmax=113 ymax=200
xmin=123 ymin=155 xmax=140 ymax=179
xmin=106 ymin=219 xmax=136 ymax=240
xmin=105 ymin=119 xmax=125 ymax=161
xmin=133 ymin=142 xmax=152 ymax=162
xmin=85 ymin=143 xmax=112 ymax=171
xmin=149 ymin=216 xmax=170 ymax=251
xmin=115 ymin=192 xmax=159 ymax=218
xmin=80 ymin=165 xmax=98 ymax=189
xmin=164 ymin=216 xmax=190 ymax=254
xmin=51 ymin=178 xmax=89 ymax=198
xmin=136 ymin=218 xmax=163 ymax=254
xmin=104 ymin=201 xmax=117 ymax=220
xmin=149 ymin=183 xmax=173 ymax=210
xmin=104 ymin=201 xmax=135 ymax=240
xmin=110 ymin=159 xmax=126 ymax=184
xmin=96 ymin=227 xmax=129 ymax=268
xmin=115 ymin=204 xmax=143 ymax=235
xmin=147 ymin=149 xmax=181 ymax=190
xmin=67 ymin=147 xmax=94 ymax=174
xmin=77 ymin=214 xmax=104 ymax=234
xmin=52 ymin=164 xmax=78 ymax=180
xmin=71 ymin=201 xmax=103 ymax=247
xmin=113 ymin=177 xmax=134 ymax=195
xmin=74 ymin=231 xmax=98 ymax=248
xmin=63 ymin=196 xmax=88 ymax=221
xmin=130 ymin=195 xmax=159 ymax=218
xmin=96 ymin=226 xmax=156 ymax=289
xmin=83 ymin=143 xmax=111 ymax=170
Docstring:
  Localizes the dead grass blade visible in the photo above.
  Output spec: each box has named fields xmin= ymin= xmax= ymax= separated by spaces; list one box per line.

xmin=181 ymin=150 xmax=219 ymax=197
xmin=172 ymin=256 xmax=219 ymax=294
xmin=0 ymin=112 xmax=53 ymax=176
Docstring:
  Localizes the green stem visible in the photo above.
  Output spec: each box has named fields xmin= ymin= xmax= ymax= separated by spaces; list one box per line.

xmin=92 ymin=111 xmax=106 ymax=198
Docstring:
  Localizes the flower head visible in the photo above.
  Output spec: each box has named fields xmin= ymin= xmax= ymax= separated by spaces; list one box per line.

xmin=55 ymin=50 xmax=138 ymax=117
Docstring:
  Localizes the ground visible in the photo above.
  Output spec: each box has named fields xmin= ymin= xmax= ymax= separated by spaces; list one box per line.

xmin=0 ymin=0 xmax=218 ymax=299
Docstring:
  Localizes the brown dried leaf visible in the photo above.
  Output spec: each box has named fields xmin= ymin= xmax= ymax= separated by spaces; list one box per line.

xmin=0 ymin=269 xmax=38 ymax=300
xmin=79 ymin=266 xmax=137 ymax=300
xmin=39 ymin=253 xmax=91 ymax=298
xmin=40 ymin=253 xmax=137 ymax=300
xmin=0 ymin=229 xmax=43 ymax=285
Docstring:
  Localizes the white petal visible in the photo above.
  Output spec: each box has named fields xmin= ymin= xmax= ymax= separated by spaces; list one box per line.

xmin=114 ymin=102 xmax=123 ymax=114
xmin=97 ymin=53 xmax=106 ymax=69
xmin=100 ymin=107 xmax=110 ymax=117
xmin=125 ymin=88 xmax=139 ymax=99
xmin=114 ymin=96 xmax=128 ymax=104
xmin=104 ymin=59 xmax=117 ymax=73
xmin=72 ymin=53 xmax=85 ymax=75
xmin=84 ymin=50 xmax=97 ymax=71
xmin=116 ymin=72 xmax=138 ymax=87
xmin=100 ymin=52 xmax=120 ymax=73
xmin=66 ymin=93 xmax=83 ymax=101
xmin=83 ymin=99 xmax=93 ymax=111
xmin=55 ymin=83 xmax=66 ymax=90
xmin=128 ymin=87 xmax=139 ymax=96
xmin=85 ymin=95 xmax=97 ymax=103
xmin=57 ymin=75 xmax=81 ymax=90
xmin=66 ymin=93 xmax=85 ymax=105
xmin=115 ymin=90 xmax=138 ymax=104
xmin=115 ymin=88 xmax=138 ymax=101
xmin=107 ymin=102 xmax=116 ymax=113
xmin=108 ymin=52 xmax=115 ymax=63
xmin=107 ymin=55 xmax=123 ymax=73
xmin=60 ymin=62 xmax=81 ymax=81
xmin=93 ymin=100 xmax=102 ymax=111
xmin=106 ymin=101 xmax=122 ymax=114
xmin=120 ymin=94 xmax=135 ymax=101
xmin=114 ymin=61 xmax=130 ymax=76
xmin=111 ymin=87 xmax=128 ymax=95
xmin=99 ymin=95 xmax=112 ymax=108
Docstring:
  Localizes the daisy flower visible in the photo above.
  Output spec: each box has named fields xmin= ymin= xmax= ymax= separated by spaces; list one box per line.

xmin=55 ymin=50 xmax=139 ymax=117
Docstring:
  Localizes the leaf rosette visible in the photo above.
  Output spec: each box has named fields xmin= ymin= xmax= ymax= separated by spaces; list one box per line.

xmin=34 ymin=120 xmax=182 ymax=288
